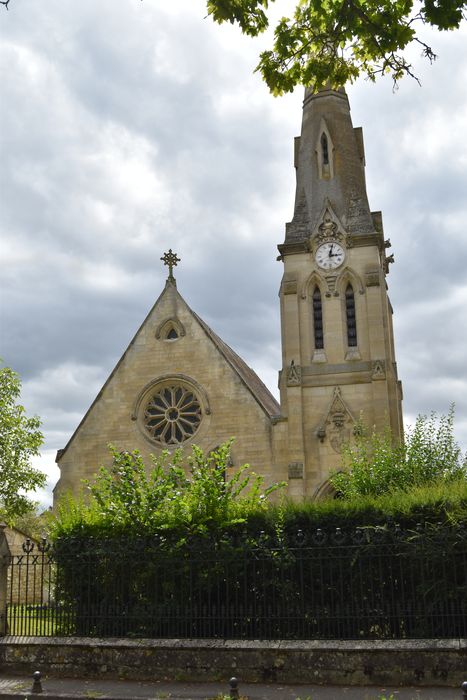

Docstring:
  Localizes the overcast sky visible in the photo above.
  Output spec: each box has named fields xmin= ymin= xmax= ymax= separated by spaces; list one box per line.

xmin=1 ymin=0 xmax=466 ymax=507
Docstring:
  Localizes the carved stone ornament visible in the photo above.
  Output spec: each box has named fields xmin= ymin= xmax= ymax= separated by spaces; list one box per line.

xmin=288 ymin=462 xmax=304 ymax=479
xmin=383 ymin=253 xmax=395 ymax=275
xmin=312 ymin=201 xmax=346 ymax=247
xmin=318 ymin=386 xmax=356 ymax=454
xmin=318 ymin=211 xmax=338 ymax=238
xmin=372 ymin=359 xmax=386 ymax=380
xmin=287 ymin=360 xmax=302 ymax=386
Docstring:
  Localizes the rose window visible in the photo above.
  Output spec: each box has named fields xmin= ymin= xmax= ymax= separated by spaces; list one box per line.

xmin=143 ymin=385 xmax=202 ymax=445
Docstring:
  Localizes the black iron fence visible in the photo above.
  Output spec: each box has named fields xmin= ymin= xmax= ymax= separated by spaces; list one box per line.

xmin=2 ymin=524 xmax=466 ymax=639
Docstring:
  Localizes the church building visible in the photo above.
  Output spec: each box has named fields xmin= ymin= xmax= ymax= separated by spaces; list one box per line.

xmin=54 ymin=86 xmax=403 ymax=504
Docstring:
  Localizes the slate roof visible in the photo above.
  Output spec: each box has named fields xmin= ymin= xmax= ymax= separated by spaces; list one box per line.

xmin=191 ymin=308 xmax=280 ymax=419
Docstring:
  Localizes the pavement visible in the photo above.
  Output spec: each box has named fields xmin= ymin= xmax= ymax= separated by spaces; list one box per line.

xmin=0 ymin=676 xmax=463 ymax=700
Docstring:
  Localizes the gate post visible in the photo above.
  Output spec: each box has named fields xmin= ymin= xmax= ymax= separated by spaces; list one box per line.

xmin=0 ymin=523 xmax=12 ymax=636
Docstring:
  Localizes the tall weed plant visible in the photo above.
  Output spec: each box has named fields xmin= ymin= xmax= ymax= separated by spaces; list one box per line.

xmin=330 ymin=406 xmax=467 ymax=498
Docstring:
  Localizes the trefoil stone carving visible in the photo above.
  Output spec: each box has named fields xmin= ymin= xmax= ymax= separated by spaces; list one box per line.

xmin=372 ymin=360 xmax=386 ymax=380
xmin=287 ymin=360 xmax=302 ymax=386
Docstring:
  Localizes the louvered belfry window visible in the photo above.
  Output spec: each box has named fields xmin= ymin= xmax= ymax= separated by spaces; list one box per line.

xmin=321 ymin=132 xmax=329 ymax=165
xmin=313 ymin=286 xmax=324 ymax=349
xmin=345 ymin=283 xmax=357 ymax=347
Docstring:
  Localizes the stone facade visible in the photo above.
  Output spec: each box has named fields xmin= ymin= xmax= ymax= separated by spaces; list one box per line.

xmin=54 ymin=87 xmax=403 ymax=503
xmin=54 ymin=282 xmax=279 ymax=500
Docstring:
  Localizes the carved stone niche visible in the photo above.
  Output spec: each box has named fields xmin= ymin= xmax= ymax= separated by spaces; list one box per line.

xmin=317 ymin=387 xmax=356 ymax=454
xmin=288 ymin=462 xmax=304 ymax=479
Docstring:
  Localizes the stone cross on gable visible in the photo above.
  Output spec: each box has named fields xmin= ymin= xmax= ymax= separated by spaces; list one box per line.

xmin=161 ymin=249 xmax=180 ymax=281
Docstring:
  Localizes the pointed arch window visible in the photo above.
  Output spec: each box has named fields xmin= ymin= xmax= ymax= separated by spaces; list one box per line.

xmin=155 ymin=317 xmax=186 ymax=342
xmin=312 ymin=286 xmax=324 ymax=349
xmin=345 ymin=283 xmax=357 ymax=347
xmin=321 ymin=132 xmax=329 ymax=165
xmin=316 ymin=121 xmax=334 ymax=179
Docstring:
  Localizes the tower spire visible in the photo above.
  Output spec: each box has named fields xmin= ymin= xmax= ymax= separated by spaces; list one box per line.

xmin=283 ymin=86 xmax=376 ymax=248
xmin=276 ymin=87 xmax=402 ymax=500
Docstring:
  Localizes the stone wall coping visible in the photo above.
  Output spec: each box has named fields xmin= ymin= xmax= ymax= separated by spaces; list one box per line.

xmin=1 ymin=636 xmax=465 ymax=651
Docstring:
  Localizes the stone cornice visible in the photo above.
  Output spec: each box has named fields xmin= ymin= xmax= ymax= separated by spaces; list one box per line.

xmin=277 ymin=240 xmax=310 ymax=260
xmin=346 ymin=231 xmax=385 ymax=250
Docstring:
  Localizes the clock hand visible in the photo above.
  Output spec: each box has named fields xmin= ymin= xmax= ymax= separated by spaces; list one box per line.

xmin=328 ymin=244 xmax=334 ymax=257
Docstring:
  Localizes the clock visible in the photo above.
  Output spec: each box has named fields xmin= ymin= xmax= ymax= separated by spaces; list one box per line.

xmin=315 ymin=242 xmax=345 ymax=270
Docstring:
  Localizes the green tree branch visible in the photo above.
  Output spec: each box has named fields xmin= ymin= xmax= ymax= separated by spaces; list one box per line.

xmin=0 ymin=363 xmax=46 ymax=520
xmin=207 ymin=0 xmax=466 ymax=92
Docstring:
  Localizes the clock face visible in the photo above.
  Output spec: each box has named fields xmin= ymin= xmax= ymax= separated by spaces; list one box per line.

xmin=315 ymin=242 xmax=345 ymax=270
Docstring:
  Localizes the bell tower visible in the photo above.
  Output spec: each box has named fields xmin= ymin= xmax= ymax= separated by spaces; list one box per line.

xmin=276 ymin=86 xmax=403 ymax=499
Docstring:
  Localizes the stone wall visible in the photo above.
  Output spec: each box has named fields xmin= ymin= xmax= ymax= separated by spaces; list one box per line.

xmin=3 ymin=529 xmax=44 ymax=607
xmin=0 ymin=638 xmax=465 ymax=687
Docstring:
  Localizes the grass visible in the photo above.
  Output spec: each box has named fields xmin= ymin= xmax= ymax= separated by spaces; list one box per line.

xmin=6 ymin=604 xmax=74 ymax=636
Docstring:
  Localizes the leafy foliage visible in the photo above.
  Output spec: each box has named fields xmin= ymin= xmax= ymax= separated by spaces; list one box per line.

xmin=330 ymin=406 xmax=467 ymax=499
xmin=0 ymin=363 xmax=45 ymax=520
xmin=207 ymin=0 xmax=466 ymax=93
xmin=52 ymin=440 xmax=285 ymax=538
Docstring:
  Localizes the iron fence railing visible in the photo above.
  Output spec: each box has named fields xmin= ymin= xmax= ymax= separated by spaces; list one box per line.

xmin=2 ymin=524 xmax=466 ymax=639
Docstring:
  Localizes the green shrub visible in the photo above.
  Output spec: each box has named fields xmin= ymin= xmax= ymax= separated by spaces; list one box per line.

xmin=52 ymin=440 xmax=285 ymax=540
xmin=330 ymin=406 xmax=467 ymax=499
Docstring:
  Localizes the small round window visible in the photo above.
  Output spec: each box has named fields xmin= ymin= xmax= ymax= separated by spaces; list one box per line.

xmin=143 ymin=384 xmax=202 ymax=445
